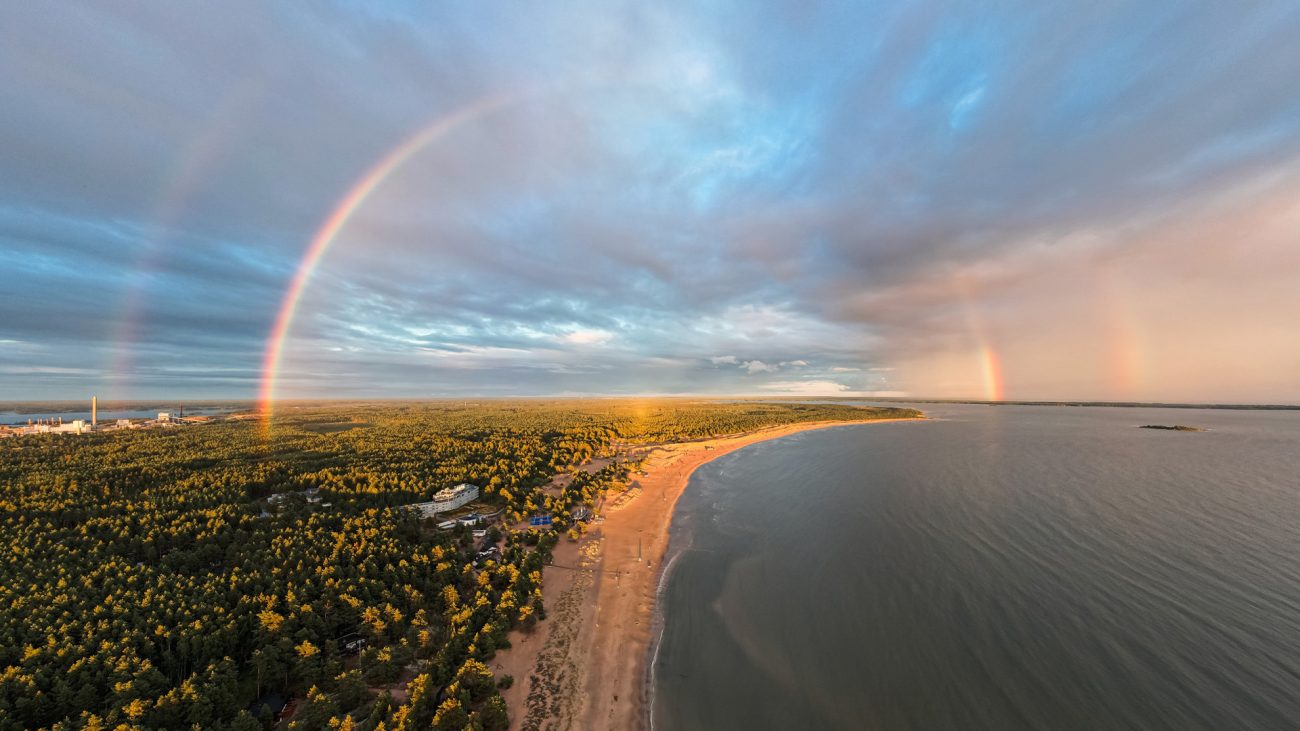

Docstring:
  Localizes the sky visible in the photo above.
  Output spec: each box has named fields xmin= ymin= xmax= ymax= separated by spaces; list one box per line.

xmin=2 ymin=1 xmax=1299 ymax=403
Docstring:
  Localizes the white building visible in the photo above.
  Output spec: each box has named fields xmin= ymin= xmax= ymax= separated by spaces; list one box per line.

xmin=407 ymin=483 xmax=480 ymax=519
xmin=8 ymin=417 xmax=92 ymax=436
xmin=44 ymin=420 xmax=90 ymax=435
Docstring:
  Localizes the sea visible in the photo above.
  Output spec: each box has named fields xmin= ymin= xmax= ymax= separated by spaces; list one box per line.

xmin=0 ymin=406 xmax=234 ymax=425
xmin=651 ymin=404 xmax=1300 ymax=730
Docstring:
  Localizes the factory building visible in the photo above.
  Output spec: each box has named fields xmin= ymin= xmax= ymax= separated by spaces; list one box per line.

xmin=16 ymin=418 xmax=91 ymax=435
xmin=1 ymin=397 xmax=200 ymax=437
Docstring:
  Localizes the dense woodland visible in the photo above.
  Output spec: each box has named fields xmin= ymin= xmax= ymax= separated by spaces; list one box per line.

xmin=0 ymin=400 xmax=917 ymax=730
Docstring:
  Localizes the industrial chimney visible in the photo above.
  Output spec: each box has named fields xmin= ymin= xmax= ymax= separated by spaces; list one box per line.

xmin=91 ymin=396 xmax=98 ymax=427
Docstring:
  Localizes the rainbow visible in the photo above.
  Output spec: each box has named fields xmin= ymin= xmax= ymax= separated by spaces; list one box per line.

xmin=951 ymin=272 xmax=1008 ymax=402
xmin=979 ymin=344 xmax=1005 ymax=402
xmin=109 ymin=79 xmax=265 ymax=399
xmin=258 ymin=93 xmax=519 ymax=423
xmin=1098 ymin=271 xmax=1145 ymax=398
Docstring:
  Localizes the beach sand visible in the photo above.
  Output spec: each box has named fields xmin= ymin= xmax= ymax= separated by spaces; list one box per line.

xmin=497 ymin=417 xmax=921 ymax=730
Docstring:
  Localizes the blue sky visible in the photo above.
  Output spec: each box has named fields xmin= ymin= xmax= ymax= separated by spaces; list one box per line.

xmin=3 ymin=2 xmax=1300 ymax=402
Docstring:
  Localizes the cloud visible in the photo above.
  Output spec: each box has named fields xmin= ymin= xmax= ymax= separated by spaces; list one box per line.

xmin=761 ymin=380 xmax=852 ymax=395
xmin=878 ymin=164 xmax=1300 ymax=402
xmin=559 ymin=329 xmax=615 ymax=345
xmin=1 ymin=3 xmax=1299 ymax=400
xmin=759 ymin=380 xmax=909 ymax=398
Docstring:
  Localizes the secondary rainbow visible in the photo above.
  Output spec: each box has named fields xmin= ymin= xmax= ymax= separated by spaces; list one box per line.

xmin=950 ymin=271 xmax=1008 ymax=402
xmin=979 ymin=344 xmax=1006 ymax=402
xmin=109 ymin=79 xmax=265 ymax=399
xmin=258 ymin=93 xmax=518 ymax=421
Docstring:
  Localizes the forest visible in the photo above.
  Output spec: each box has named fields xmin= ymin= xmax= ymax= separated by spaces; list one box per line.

xmin=0 ymin=399 xmax=917 ymax=730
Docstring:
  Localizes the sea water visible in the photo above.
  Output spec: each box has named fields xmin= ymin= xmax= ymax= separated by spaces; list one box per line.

xmin=652 ymin=404 xmax=1300 ymax=730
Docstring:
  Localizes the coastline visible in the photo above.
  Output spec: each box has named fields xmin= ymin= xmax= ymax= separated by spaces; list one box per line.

xmin=500 ymin=417 xmax=923 ymax=730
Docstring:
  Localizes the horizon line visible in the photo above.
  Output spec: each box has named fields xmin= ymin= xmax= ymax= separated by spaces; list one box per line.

xmin=2 ymin=395 xmax=1299 ymax=410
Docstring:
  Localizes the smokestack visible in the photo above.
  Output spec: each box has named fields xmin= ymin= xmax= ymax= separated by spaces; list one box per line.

xmin=92 ymin=396 xmax=97 ymax=427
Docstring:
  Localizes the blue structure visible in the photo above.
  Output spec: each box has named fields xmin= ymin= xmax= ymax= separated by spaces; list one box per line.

xmin=529 ymin=514 xmax=553 ymax=526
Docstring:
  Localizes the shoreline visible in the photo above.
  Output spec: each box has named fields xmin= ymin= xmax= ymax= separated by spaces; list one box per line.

xmin=500 ymin=416 xmax=922 ymax=730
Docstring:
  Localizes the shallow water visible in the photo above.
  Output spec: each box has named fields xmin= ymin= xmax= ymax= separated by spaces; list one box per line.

xmin=652 ymin=404 xmax=1300 ymax=730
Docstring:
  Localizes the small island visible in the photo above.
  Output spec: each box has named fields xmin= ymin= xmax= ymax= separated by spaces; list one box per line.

xmin=1139 ymin=424 xmax=1206 ymax=432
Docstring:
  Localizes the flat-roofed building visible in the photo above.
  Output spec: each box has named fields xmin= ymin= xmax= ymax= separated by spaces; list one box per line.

xmin=407 ymin=483 xmax=480 ymax=518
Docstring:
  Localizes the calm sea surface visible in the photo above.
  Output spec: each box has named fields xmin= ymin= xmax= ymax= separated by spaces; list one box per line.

xmin=652 ymin=405 xmax=1300 ymax=730
xmin=0 ymin=407 xmax=231 ymax=425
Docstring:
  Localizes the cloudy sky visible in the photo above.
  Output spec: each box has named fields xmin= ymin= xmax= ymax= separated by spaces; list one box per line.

xmin=3 ymin=2 xmax=1299 ymax=403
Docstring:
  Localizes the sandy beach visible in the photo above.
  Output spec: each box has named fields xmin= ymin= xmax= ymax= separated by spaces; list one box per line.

xmin=494 ymin=417 xmax=920 ymax=730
